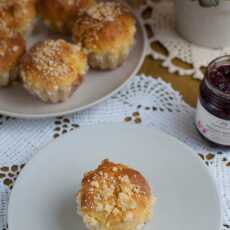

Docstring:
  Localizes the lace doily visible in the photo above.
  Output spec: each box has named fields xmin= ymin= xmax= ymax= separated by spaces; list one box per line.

xmin=0 ymin=75 xmax=230 ymax=229
xmin=136 ymin=0 xmax=230 ymax=79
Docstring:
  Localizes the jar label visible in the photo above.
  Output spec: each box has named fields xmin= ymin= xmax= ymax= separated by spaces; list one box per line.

xmin=196 ymin=99 xmax=230 ymax=145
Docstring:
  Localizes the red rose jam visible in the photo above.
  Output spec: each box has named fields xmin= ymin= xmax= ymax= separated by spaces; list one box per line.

xmin=196 ymin=56 xmax=230 ymax=147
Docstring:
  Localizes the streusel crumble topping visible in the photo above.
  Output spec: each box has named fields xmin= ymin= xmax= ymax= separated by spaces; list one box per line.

xmin=30 ymin=40 xmax=80 ymax=78
xmin=86 ymin=2 xmax=125 ymax=22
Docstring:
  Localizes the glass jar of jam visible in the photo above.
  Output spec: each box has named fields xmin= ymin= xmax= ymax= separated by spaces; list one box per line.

xmin=196 ymin=55 xmax=230 ymax=147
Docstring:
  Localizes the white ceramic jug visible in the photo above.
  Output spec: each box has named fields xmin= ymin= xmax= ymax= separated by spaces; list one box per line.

xmin=175 ymin=0 xmax=230 ymax=48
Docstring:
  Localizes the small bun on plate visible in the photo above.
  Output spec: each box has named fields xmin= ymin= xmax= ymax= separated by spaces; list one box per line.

xmin=76 ymin=159 xmax=155 ymax=230
xmin=72 ymin=2 xmax=136 ymax=70
xmin=0 ymin=0 xmax=37 ymax=36
xmin=39 ymin=0 xmax=96 ymax=34
xmin=0 ymin=27 xmax=26 ymax=87
xmin=20 ymin=39 xmax=88 ymax=103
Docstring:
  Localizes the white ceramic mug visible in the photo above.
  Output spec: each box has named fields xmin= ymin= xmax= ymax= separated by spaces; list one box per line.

xmin=175 ymin=0 xmax=230 ymax=48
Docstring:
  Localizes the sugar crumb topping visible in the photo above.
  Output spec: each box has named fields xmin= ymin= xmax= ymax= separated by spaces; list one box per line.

xmin=78 ymin=160 xmax=151 ymax=229
xmin=0 ymin=0 xmax=30 ymax=8
xmin=0 ymin=0 xmax=31 ymax=16
xmin=0 ymin=41 xmax=7 ymax=57
xmin=74 ymin=2 xmax=132 ymax=48
xmin=12 ymin=46 xmax=19 ymax=52
xmin=0 ymin=21 xmax=14 ymax=37
xmin=66 ymin=0 xmax=81 ymax=6
xmin=29 ymin=40 xmax=81 ymax=78
xmin=86 ymin=2 xmax=126 ymax=22
xmin=0 ymin=32 xmax=22 ymax=58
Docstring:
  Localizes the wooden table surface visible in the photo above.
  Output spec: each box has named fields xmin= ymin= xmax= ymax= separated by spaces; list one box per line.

xmin=139 ymin=56 xmax=201 ymax=108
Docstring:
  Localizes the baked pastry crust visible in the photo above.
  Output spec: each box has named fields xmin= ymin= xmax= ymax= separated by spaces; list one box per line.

xmin=72 ymin=2 xmax=136 ymax=70
xmin=20 ymin=39 xmax=88 ymax=103
xmin=0 ymin=27 xmax=26 ymax=87
xmin=76 ymin=160 xmax=155 ymax=230
xmin=39 ymin=0 xmax=96 ymax=34
xmin=0 ymin=0 xmax=37 ymax=36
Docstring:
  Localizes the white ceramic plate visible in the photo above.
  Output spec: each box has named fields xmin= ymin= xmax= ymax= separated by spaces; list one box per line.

xmin=0 ymin=10 xmax=146 ymax=119
xmin=8 ymin=124 xmax=222 ymax=230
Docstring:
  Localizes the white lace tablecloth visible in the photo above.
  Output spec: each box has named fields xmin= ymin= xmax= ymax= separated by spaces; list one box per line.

xmin=137 ymin=0 xmax=230 ymax=79
xmin=0 ymin=75 xmax=229 ymax=230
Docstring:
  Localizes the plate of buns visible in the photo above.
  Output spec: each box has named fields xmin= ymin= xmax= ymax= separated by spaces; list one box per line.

xmin=8 ymin=124 xmax=222 ymax=230
xmin=0 ymin=0 xmax=146 ymax=118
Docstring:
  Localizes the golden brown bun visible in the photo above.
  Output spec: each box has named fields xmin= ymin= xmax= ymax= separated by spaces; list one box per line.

xmin=0 ymin=28 xmax=26 ymax=87
xmin=76 ymin=160 xmax=155 ymax=230
xmin=20 ymin=39 xmax=88 ymax=103
xmin=0 ymin=0 xmax=37 ymax=35
xmin=39 ymin=0 xmax=96 ymax=34
xmin=72 ymin=2 xmax=136 ymax=70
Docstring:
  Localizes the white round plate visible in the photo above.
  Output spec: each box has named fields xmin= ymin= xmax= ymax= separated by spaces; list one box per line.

xmin=0 ymin=11 xmax=146 ymax=119
xmin=8 ymin=124 xmax=222 ymax=230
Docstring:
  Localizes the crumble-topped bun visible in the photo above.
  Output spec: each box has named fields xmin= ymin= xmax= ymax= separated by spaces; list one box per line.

xmin=0 ymin=0 xmax=37 ymax=35
xmin=39 ymin=0 xmax=96 ymax=34
xmin=20 ymin=39 xmax=88 ymax=103
xmin=72 ymin=2 xmax=136 ymax=70
xmin=0 ymin=26 xmax=26 ymax=87
xmin=76 ymin=159 xmax=155 ymax=230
